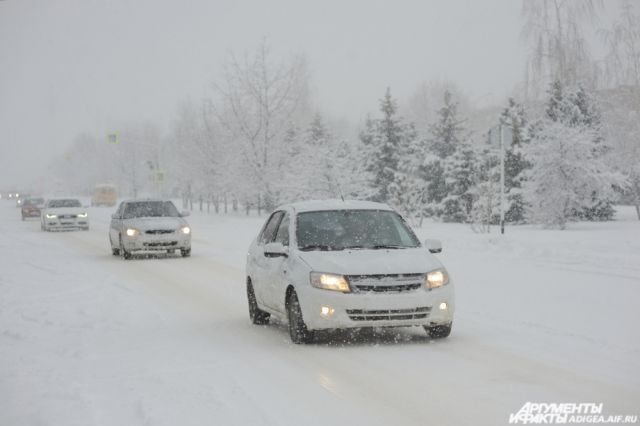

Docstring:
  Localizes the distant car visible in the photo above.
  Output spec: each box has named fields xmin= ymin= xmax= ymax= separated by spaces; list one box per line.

xmin=109 ymin=199 xmax=191 ymax=259
xmin=16 ymin=193 xmax=30 ymax=207
xmin=91 ymin=184 xmax=118 ymax=207
xmin=245 ymin=200 xmax=455 ymax=344
xmin=21 ymin=197 xmax=45 ymax=220
xmin=41 ymin=198 xmax=89 ymax=231
xmin=4 ymin=191 xmax=19 ymax=200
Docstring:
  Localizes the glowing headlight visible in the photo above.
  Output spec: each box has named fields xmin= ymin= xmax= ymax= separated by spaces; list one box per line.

xmin=125 ymin=228 xmax=139 ymax=237
xmin=78 ymin=212 xmax=88 ymax=218
xmin=426 ymin=269 xmax=449 ymax=290
xmin=180 ymin=226 xmax=191 ymax=235
xmin=45 ymin=213 xmax=57 ymax=219
xmin=310 ymin=272 xmax=350 ymax=292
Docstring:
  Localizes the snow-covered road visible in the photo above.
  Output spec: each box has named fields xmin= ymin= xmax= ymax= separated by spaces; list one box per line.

xmin=1 ymin=202 xmax=638 ymax=425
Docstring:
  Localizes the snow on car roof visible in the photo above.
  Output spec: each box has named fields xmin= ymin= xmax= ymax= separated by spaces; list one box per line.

xmin=280 ymin=199 xmax=393 ymax=213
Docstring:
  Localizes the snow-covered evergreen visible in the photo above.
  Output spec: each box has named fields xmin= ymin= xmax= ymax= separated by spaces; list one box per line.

xmin=523 ymin=82 xmax=622 ymax=229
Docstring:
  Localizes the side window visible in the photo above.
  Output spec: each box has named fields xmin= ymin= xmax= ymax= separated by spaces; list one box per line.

xmin=274 ymin=212 xmax=290 ymax=246
xmin=259 ymin=211 xmax=284 ymax=245
xmin=115 ymin=203 xmax=125 ymax=218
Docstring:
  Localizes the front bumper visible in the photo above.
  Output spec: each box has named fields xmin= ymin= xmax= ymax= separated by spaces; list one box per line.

xmin=297 ymin=284 xmax=455 ymax=331
xmin=122 ymin=232 xmax=191 ymax=252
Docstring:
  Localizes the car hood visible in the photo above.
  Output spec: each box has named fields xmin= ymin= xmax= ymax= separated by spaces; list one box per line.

xmin=45 ymin=207 xmax=86 ymax=215
xmin=297 ymin=247 xmax=443 ymax=276
xmin=122 ymin=217 xmax=187 ymax=231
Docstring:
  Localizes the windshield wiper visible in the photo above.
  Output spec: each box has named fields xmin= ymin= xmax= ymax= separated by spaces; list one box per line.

xmin=372 ymin=244 xmax=407 ymax=249
xmin=342 ymin=244 xmax=407 ymax=250
xmin=299 ymin=244 xmax=342 ymax=251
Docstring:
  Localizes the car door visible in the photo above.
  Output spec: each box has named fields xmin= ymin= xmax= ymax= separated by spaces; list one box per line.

xmin=267 ymin=211 xmax=291 ymax=313
xmin=251 ymin=211 xmax=285 ymax=308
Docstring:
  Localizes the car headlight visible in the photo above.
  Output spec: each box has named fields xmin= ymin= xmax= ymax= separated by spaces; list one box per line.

xmin=180 ymin=226 xmax=191 ymax=235
xmin=125 ymin=228 xmax=140 ymax=237
xmin=45 ymin=213 xmax=57 ymax=219
xmin=426 ymin=269 xmax=449 ymax=290
xmin=78 ymin=212 xmax=88 ymax=218
xmin=310 ymin=272 xmax=350 ymax=292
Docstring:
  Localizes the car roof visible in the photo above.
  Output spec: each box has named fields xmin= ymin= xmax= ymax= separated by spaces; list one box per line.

xmin=277 ymin=199 xmax=393 ymax=214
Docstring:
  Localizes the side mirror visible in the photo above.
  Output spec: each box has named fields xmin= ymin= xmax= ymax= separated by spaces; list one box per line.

xmin=424 ymin=239 xmax=442 ymax=254
xmin=181 ymin=211 xmax=191 ymax=217
xmin=264 ymin=242 xmax=288 ymax=258
xmin=111 ymin=213 xmax=118 ymax=219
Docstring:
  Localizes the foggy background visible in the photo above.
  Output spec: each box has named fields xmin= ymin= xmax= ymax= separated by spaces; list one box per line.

xmin=2 ymin=0 xmax=533 ymax=188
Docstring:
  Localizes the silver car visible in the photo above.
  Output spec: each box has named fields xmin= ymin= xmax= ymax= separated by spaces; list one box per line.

xmin=109 ymin=199 xmax=191 ymax=259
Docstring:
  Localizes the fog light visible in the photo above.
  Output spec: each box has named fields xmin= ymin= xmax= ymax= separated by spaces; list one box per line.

xmin=439 ymin=302 xmax=448 ymax=310
xmin=320 ymin=306 xmax=334 ymax=317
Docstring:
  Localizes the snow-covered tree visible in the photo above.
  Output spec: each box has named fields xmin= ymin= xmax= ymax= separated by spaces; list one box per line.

xmin=417 ymin=90 xmax=467 ymax=218
xmin=521 ymin=0 xmax=601 ymax=98
xmin=524 ymin=119 xmax=620 ymax=229
xmin=500 ymin=98 xmax=530 ymax=223
xmin=212 ymin=40 xmax=310 ymax=211
xmin=360 ymin=88 xmax=415 ymax=204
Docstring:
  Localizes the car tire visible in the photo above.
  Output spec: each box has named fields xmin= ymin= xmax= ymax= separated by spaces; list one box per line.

xmin=287 ymin=290 xmax=314 ymax=344
xmin=247 ymin=281 xmax=270 ymax=325
xmin=180 ymin=248 xmax=191 ymax=257
xmin=424 ymin=323 xmax=452 ymax=339
xmin=167 ymin=249 xmax=176 ymax=254
xmin=119 ymin=235 xmax=132 ymax=260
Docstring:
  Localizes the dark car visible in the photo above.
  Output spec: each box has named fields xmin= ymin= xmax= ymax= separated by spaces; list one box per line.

xmin=21 ymin=197 xmax=45 ymax=220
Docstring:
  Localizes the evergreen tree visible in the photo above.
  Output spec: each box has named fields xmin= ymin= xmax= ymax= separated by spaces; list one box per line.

xmin=429 ymin=90 xmax=465 ymax=159
xmin=360 ymin=88 xmax=411 ymax=204
xmin=419 ymin=90 xmax=467 ymax=218
xmin=442 ymin=141 xmax=478 ymax=222
xmin=500 ymin=98 xmax=530 ymax=223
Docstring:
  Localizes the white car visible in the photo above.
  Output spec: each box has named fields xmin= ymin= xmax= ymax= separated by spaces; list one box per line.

xmin=109 ymin=199 xmax=191 ymax=259
xmin=41 ymin=198 xmax=90 ymax=231
xmin=245 ymin=200 xmax=455 ymax=344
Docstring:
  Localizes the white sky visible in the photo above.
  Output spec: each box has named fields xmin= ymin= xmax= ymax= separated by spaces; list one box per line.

xmin=0 ymin=0 xmax=616 ymax=188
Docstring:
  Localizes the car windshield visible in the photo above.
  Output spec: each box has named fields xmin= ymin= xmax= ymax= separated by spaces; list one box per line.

xmin=48 ymin=199 xmax=81 ymax=208
xmin=24 ymin=198 xmax=44 ymax=206
xmin=296 ymin=209 xmax=420 ymax=251
xmin=123 ymin=201 xmax=180 ymax=219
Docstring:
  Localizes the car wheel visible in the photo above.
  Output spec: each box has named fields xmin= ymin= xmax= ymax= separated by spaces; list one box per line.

xmin=119 ymin=235 xmax=132 ymax=260
xmin=287 ymin=290 xmax=314 ymax=344
xmin=167 ymin=249 xmax=176 ymax=254
xmin=247 ymin=281 xmax=270 ymax=325
xmin=424 ymin=323 xmax=452 ymax=339
xmin=180 ymin=248 xmax=191 ymax=257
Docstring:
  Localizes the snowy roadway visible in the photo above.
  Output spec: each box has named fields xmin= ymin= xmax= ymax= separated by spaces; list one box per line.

xmin=1 ymin=202 xmax=639 ymax=425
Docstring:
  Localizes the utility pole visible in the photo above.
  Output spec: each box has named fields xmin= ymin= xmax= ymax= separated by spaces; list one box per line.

xmin=499 ymin=124 xmax=505 ymax=235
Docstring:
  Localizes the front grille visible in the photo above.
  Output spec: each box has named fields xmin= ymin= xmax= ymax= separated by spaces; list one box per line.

xmin=346 ymin=306 xmax=431 ymax=321
xmin=347 ymin=273 xmax=425 ymax=293
xmin=145 ymin=230 xmax=174 ymax=235
xmin=143 ymin=241 xmax=178 ymax=247
xmin=59 ymin=214 xmax=77 ymax=219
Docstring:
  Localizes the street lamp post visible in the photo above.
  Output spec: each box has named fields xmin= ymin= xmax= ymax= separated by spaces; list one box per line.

xmin=489 ymin=123 xmax=512 ymax=235
xmin=499 ymin=124 xmax=506 ymax=235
